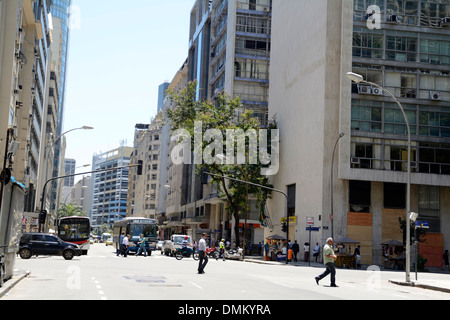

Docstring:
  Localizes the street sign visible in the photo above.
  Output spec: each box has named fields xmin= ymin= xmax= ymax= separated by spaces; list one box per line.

xmin=415 ymin=221 xmax=429 ymax=229
xmin=306 ymin=217 xmax=314 ymax=226
xmin=306 ymin=227 xmax=320 ymax=232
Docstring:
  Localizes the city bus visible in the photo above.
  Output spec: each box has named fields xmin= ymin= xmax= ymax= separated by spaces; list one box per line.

xmin=113 ymin=218 xmax=158 ymax=255
xmin=58 ymin=216 xmax=91 ymax=255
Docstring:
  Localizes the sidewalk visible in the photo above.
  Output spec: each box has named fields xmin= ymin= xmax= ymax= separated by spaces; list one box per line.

xmin=244 ymin=255 xmax=450 ymax=294
xmin=0 ymin=269 xmax=30 ymax=299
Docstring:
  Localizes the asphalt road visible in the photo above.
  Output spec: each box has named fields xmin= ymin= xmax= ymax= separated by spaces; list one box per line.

xmin=3 ymin=243 xmax=447 ymax=303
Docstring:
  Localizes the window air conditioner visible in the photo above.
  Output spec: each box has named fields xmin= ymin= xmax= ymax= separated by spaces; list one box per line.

xmin=440 ymin=17 xmax=450 ymax=27
xmin=357 ymin=84 xmax=372 ymax=94
xmin=430 ymin=91 xmax=443 ymax=101
xmin=387 ymin=14 xmax=397 ymax=23
xmin=351 ymin=157 xmax=361 ymax=165
xmin=372 ymin=87 xmax=383 ymax=95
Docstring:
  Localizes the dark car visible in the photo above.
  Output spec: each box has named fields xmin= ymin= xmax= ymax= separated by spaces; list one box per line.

xmin=19 ymin=233 xmax=82 ymax=260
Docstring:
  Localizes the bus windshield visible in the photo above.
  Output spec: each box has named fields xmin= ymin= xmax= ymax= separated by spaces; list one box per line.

xmin=59 ymin=218 xmax=90 ymax=241
xmin=130 ymin=224 xmax=157 ymax=242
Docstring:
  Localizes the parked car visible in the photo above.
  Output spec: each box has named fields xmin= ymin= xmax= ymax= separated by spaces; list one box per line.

xmin=18 ymin=233 xmax=82 ymax=260
xmin=156 ymin=241 xmax=164 ymax=251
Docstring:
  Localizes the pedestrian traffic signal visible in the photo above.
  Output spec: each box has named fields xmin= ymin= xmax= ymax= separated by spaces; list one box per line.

xmin=281 ymin=221 xmax=287 ymax=233
xmin=137 ymin=160 xmax=143 ymax=175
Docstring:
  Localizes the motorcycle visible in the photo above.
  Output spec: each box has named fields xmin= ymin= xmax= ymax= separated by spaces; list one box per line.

xmin=206 ymin=246 xmax=220 ymax=260
xmin=175 ymin=247 xmax=199 ymax=261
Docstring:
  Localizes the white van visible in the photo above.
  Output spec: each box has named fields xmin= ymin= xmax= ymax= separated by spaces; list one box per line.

xmin=162 ymin=235 xmax=193 ymax=256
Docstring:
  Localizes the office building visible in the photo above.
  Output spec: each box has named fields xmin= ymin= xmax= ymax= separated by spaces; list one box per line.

xmin=127 ymin=118 xmax=163 ymax=220
xmin=267 ymin=0 xmax=450 ymax=267
xmin=0 ymin=0 xmax=53 ymax=225
xmin=90 ymin=146 xmax=133 ymax=230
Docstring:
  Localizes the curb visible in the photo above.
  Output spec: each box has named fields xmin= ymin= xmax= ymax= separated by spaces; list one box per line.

xmin=389 ymin=280 xmax=450 ymax=294
xmin=0 ymin=270 xmax=31 ymax=299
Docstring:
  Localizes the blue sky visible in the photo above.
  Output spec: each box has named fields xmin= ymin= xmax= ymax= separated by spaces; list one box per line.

xmin=63 ymin=0 xmax=193 ymax=175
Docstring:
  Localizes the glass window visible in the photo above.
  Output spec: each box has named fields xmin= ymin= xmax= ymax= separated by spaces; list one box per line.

xmin=419 ymin=185 xmax=439 ymax=217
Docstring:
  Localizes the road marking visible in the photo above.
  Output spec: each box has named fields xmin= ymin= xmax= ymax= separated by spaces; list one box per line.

xmin=92 ymin=277 xmax=107 ymax=300
xmin=189 ymin=282 xmax=203 ymax=290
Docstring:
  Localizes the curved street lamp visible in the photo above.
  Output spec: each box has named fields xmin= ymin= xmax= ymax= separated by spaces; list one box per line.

xmin=346 ymin=72 xmax=412 ymax=283
xmin=330 ymin=132 xmax=345 ymax=240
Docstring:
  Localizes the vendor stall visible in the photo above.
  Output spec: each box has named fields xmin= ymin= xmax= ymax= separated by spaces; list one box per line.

xmin=334 ymin=236 xmax=360 ymax=268
xmin=265 ymin=235 xmax=287 ymax=261
xmin=381 ymin=239 xmax=405 ymax=270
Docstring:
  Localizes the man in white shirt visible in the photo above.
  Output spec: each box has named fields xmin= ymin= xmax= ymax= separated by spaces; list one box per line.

xmin=197 ymin=233 xmax=208 ymax=274
xmin=122 ymin=235 xmax=130 ymax=257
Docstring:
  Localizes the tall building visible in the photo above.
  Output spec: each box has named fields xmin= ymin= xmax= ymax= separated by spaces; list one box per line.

xmin=158 ymin=60 xmax=188 ymax=239
xmin=48 ymin=0 xmax=71 ymax=216
xmin=63 ymin=158 xmax=75 ymax=187
xmin=157 ymin=0 xmax=273 ymax=244
xmin=157 ymin=82 xmax=169 ymax=113
xmin=268 ymin=0 xmax=450 ymax=267
xmin=127 ymin=118 xmax=163 ymax=220
xmin=209 ymin=0 xmax=271 ymax=126
xmin=89 ymin=146 xmax=133 ymax=230
xmin=0 ymin=0 xmax=53 ymax=223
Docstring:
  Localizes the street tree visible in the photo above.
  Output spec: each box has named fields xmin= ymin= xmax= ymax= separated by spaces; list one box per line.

xmin=58 ymin=203 xmax=86 ymax=218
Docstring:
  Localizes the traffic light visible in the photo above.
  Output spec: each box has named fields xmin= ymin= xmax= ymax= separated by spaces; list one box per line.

xmin=137 ymin=160 xmax=143 ymax=175
xmin=281 ymin=221 xmax=287 ymax=233
xmin=39 ymin=210 xmax=47 ymax=224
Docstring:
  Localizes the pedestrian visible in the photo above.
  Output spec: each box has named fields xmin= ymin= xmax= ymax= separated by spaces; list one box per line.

xmin=219 ymin=239 xmax=226 ymax=261
xmin=264 ymin=241 xmax=270 ymax=259
xmin=292 ymin=240 xmax=299 ymax=262
xmin=116 ymin=231 xmax=125 ymax=256
xmin=122 ymin=234 xmax=130 ymax=257
xmin=313 ymin=242 xmax=320 ymax=262
xmin=444 ymin=250 xmax=449 ymax=271
xmin=135 ymin=234 xmax=147 ymax=257
xmin=304 ymin=242 xmax=310 ymax=262
xmin=197 ymin=233 xmax=209 ymax=274
xmin=315 ymin=238 xmax=338 ymax=287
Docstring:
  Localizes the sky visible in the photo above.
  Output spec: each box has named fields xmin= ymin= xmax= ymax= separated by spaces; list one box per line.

xmin=63 ymin=0 xmax=194 ymax=178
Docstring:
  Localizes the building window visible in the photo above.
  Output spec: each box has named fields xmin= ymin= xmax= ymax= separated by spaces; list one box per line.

xmin=418 ymin=142 xmax=450 ymax=174
xmin=353 ymin=28 xmax=383 ymax=59
xmin=351 ymin=100 xmax=382 ymax=132
xmin=349 ymin=180 xmax=371 ymax=213
xmin=386 ymin=33 xmax=417 ymax=62
xmin=287 ymin=184 xmax=295 ymax=217
xmin=418 ymin=185 xmax=440 ymax=233
xmin=384 ymin=183 xmax=405 ymax=209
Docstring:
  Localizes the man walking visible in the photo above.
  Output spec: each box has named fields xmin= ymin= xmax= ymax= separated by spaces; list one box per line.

xmin=315 ymin=238 xmax=338 ymax=287
xmin=197 ymin=233 xmax=208 ymax=274
xmin=122 ymin=234 xmax=130 ymax=257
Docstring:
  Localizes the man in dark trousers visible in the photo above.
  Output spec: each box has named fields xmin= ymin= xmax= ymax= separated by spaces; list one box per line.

xmin=197 ymin=233 xmax=209 ymax=274
xmin=315 ymin=237 xmax=338 ymax=287
xmin=292 ymin=240 xmax=300 ymax=262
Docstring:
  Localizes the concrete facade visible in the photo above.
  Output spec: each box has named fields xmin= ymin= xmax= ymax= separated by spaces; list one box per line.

xmin=268 ymin=0 xmax=450 ymax=268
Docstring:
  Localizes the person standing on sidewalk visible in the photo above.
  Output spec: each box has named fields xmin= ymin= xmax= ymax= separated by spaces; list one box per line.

xmin=315 ymin=238 xmax=338 ymax=287
xmin=197 ymin=233 xmax=209 ymax=274
xmin=292 ymin=240 xmax=299 ymax=262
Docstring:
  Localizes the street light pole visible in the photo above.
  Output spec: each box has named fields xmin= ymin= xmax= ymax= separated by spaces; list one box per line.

xmin=346 ymin=72 xmax=412 ymax=283
xmin=330 ymin=132 xmax=345 ymax=240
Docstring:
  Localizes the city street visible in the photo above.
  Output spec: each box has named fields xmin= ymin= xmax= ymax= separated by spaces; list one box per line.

xmin=2 ymin=243 xmax=448 ymax=304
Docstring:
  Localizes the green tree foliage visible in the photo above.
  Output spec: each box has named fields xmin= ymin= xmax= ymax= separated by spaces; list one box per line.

xmin=58 ymin=203 xmax=87 ymax=218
